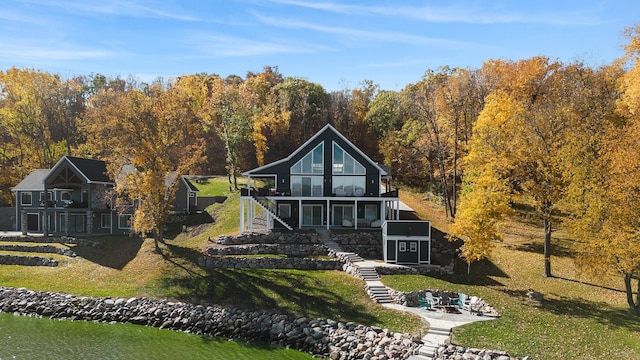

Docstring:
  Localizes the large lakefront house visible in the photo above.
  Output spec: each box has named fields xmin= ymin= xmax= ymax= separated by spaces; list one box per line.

xmin=12 ymin=156 xmax=198 ymax=236
xmin=239 ymin=124 xmax=403 ymax=234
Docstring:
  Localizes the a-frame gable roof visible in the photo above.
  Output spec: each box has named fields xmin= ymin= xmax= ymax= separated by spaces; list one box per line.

xmin=242 ymin=124 xmax=387 ymax=176
xmin=45 ymin=156 xmax=113 ymax=187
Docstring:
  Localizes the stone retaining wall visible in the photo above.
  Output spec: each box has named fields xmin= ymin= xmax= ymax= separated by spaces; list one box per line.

xmin=0 ymin=236 xmax=102 ymax=248
xmin=0 ymin=244 xmax=76 ymax=257
xmin=375 ymin=264 xmax=455 ymax=276
xmin=331 ymin=231 xmax=382 ymax=258
xmin=0 ymin=286 xmax=418 ymax=359
xmin=0 ymin=255 xmax=58 ymax=266
xmin=216 ymin=232 xmax=321 ymax=245
xmin=198 ymin=256 xmax=342 ymax=270
xmin=206 ymin=243 xmax=329 ymax=257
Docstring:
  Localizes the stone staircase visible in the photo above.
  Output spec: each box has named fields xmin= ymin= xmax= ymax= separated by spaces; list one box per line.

xmin=316 ymin=229 xmax=394 ymax=304
xmin=316 ymin=229 xmax=455 ymax=359
xmin=407 ymin=325 xmax=452 ymax=359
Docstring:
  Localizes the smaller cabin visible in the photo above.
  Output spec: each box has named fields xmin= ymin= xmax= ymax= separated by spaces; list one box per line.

xmin=382 ymin=220 xmax=431 ymax=265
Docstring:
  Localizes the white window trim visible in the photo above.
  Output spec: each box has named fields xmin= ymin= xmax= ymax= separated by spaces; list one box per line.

xmin=21 ymin=192 xmax=32 ymax=206
xmin=332 ymin=141 xmax=365 ymax=175
xmin=291 ymin=143 xmax=324 ymax=175
xmin=118 ymin=214 xmax=132 ymax=229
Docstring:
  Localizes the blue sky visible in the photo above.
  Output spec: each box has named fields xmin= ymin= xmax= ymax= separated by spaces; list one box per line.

xmin=1 ymin=0 xmax=639 ymax=91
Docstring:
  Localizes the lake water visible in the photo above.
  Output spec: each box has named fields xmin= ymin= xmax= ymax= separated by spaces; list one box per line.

xmin=0 ymin=312 xmax=312 ymax=360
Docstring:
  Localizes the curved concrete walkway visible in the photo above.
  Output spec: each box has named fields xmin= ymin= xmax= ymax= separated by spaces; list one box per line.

xmin=383 ymin=303 xmax=497 ymax=359
xmin=315 ymin=229 xmax=498 ymax=359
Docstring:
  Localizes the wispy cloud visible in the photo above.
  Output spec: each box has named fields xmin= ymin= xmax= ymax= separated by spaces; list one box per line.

xmin=16 ymin=0 xmax=200 ymax=21
xmin=190 ymin=33 xmax=336 ymax=58
xmin=0 ymin=40 xmax=116 ymax=63
xmin=271 ymin=0 xmax=602 ymax=26
xmin=251 ymin=11 xmax=482 ymax=49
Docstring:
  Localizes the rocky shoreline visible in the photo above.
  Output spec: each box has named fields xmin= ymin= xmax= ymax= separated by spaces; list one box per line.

xmin=0 ymin=286 xmax=418 ymax=359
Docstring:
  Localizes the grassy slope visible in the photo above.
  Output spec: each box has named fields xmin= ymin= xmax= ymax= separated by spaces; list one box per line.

xmin=1 ymin=179 xmax=639 ymax=359
xmin=385 ymin=188 xmax=640 ymax=360
xmin=0 ymin=177 xmax=423 ymax=335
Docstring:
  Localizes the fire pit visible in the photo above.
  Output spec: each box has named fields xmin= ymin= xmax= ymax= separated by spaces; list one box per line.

xmin=442 ymin=305 xmax=460 ymax=314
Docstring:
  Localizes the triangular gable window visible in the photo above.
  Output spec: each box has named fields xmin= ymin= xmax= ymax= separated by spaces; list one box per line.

xmin=332 ymin=143 xmax=365 ymax=174
xmin=291 ymin=143 xmax=323 ymax=174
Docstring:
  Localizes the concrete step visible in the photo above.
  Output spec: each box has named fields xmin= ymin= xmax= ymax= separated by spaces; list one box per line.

xmin=428 ymin=327 xmax=451 ymax=335
xmin=428 ymin=329 xmax=451 ymax=337
xmin=417 ymin=345 xmax=436 ymax=358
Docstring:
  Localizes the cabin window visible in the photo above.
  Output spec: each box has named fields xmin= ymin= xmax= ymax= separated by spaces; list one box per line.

xmin=21 ymin=192 xmax=32 ymax=206
xmin=291 ymin=176 xmax=323 ymax=197
xmin=365 ymin=204 xmax=378 ymax=220
xmin=332 ymin=142 xmax=365 ymax=175
xmin=39 ymin=191 xmax=54 ymax=204
xmin=118 ymin=214 xmax=132 ymax=229
xmin=61 ymin=191 xmax=72 ymax=201
xmin=278 ymin=203 xmax=291 ymax=218
xmin=332 ymin=176 xmax=366 ymax=197
xmin=101 ymin=214 xmax=112 ymax=229
xmin=291 ymin=143 xmax=323 ymax=174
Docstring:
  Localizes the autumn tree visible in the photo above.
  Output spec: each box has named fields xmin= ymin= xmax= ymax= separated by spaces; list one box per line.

xmin=84 ymin=80 xmax=204 ymax=252
xmin=403 ymin=68 xmax=462 ymax=218
xmin=0 ymin=68 xmax=86 ymax=203
xmin=203 ymin=75 xmax=256 ymax=189
xmin=449 ymin=171 xmax=511 ymax=275
xmin=470 ymin=58 xmax=592 ymax=277
xmin=566 ymin=25 xmax=640 ymax=314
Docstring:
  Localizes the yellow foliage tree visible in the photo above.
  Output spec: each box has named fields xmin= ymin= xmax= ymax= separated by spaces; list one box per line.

xmin=84 ymin=81 xmax=205 ymax=252
xmin=568 ymin=25 xmax=640 ymax=314
xmin=449 ymin=171 xmax=511 ymax=275
xmin=448 ymin=90 xmax=515 ymax=274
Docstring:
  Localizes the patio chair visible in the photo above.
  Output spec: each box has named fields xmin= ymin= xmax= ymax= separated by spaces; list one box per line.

xmin=463 ymin=296 xmax=480 ymax=314
xmin=425 ymin=291 xmax=441 ymax=307
xmin=451 ymin=293 xmax=466 ymax=308
xmin=417 ymin=294 xmax=431 ymax=309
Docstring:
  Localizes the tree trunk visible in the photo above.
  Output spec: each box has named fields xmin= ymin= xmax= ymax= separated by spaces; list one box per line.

xmin=544 ymin=217 xmax=552 ymax=277
xmin=154 ymin=228 xmax=164 ymax=254
xmin=624 ymin=272 xmax=640 ymax=316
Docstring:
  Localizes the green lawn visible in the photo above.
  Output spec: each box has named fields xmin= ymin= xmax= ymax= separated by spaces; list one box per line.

xmin=384 ymin=187 xmax=640 ymax=360
xmin=1 ymin=182 xmax=639 ymax=359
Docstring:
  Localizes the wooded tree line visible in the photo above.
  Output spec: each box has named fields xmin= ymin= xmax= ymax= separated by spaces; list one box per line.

xmin=2 ymin=26 xmax=640 ymax=313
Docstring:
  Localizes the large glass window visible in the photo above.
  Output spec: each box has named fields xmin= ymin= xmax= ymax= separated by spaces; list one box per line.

xmin=291 ymin=143 xmax=323 ymax=174
xmin=302 ymin=205 xmax=323 ymax=226
xmin=332 ymin=176 xmax=366 ymax=196
xmin=332 ymin=143 xmax=365 ymax=175
xmin=291 ymin=176 xmax=323 ymax=196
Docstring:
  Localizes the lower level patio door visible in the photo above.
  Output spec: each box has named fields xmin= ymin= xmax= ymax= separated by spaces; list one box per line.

xmin=332 ymin=204 xmax=354 ymax=226
xmin=302 ymin=204 xmax=323 ymax=226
